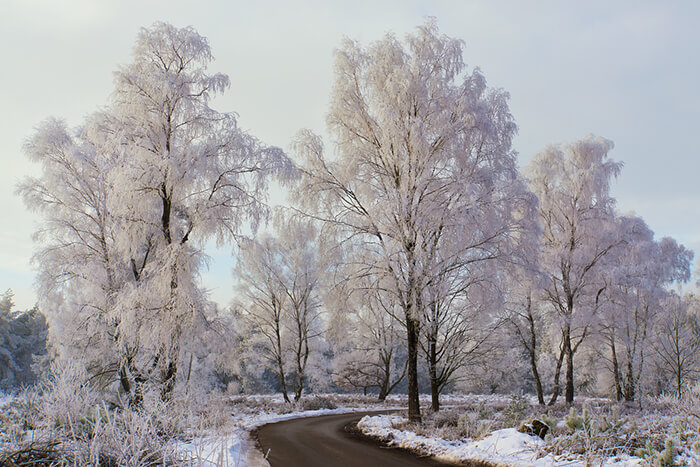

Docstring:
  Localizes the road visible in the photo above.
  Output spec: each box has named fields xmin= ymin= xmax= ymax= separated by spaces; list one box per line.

xmin=254 ymin=411 xmax=489 ymax=467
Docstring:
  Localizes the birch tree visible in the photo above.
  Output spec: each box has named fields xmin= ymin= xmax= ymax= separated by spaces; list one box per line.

xmin=601 ymin=217 xmax=691 ymax=401
xmin=654 ymin=293 xmax=700 ymax=398
xmin=235 ymin=214 xmax=325 ymax=402
xmin=296 ymin=21 xmax=534 ymax=421
xmin=527 ymin=135 xmax=623 ymax=404
xmin=422 ymin=268 xmax=501 ymax=411
xmin=330 ymin=277 xmax=407 ymax=400
xmin=504 ymin=256 xmax=550 ymax=405
xmin=19 ymin=117 xmax=126 ymax=389
xmin=20 ymin=23 xmax=292 ymax=402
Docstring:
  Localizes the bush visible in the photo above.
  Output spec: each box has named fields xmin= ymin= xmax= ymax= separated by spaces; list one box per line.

xmin=457 ymin=412 xmax=495 ymax=439
xmin=565 ymin=407 xmax=583 ymax=433
xmin=501 ymin=394 xmax=529 ymax=427
xmin=301 ymin=395 xmax=337 ymax=411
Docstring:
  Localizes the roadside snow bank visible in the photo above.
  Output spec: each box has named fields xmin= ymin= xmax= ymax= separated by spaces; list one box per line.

xmin=358 ymin=415 xmax=553 ymax=465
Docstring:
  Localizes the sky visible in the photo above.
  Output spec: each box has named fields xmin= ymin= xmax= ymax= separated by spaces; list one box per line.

xmin=1 ymin=0 xmax=699 ymax=310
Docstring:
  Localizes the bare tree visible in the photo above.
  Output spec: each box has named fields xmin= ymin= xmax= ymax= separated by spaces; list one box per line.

xmin=422 ymin=273 xmax=500 ymax=411
xmin=330 ymin=277 xmax=407 ymax=401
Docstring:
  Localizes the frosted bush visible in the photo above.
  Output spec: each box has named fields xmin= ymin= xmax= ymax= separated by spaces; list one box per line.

xmin=501 ymin=394 xmax=529 ymax=427
xmin=38 ymin=361 xmax=99 ymax=434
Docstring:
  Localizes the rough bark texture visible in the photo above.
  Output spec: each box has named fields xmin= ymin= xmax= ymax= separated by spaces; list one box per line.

xmin=548 ymin=341 xmax=566 ymax=406
xmin=428 ymin=336 xmax=440 ymax=412
xmin=564 ymin=325 xmax=574 ymax=404
xmin=406 ymin=316 xmax=421 ymax=423
xmin=610 ymin=335 xmax=623 ymax=401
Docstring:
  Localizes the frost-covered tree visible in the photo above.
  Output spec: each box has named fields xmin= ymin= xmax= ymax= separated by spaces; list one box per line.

xmin=235 ymin=213 xmax=326 ymax=402
xmin=296 ymin=21 xmax=534 ymax=421
xmin=20 ymin=23 xmax=292 ymax=403
xmin=19 ymin=116 xmax=125 ymax=388
xmin=527 ymin=135 xmax=623 ymax=404
xmin=653 ymin=293 xmax=700 ymax=398
xmin=600 ymin=217 xmax=691 ymax=401
xmin=0 ymin=290 xmax=48 ymax=389
xmin=422 ymin=269 xmax=501 ymax=411
xmin=329 ymin=277 xmax=407 ymax=400
xmin=504 ymin=257 xmax=550 ymax=405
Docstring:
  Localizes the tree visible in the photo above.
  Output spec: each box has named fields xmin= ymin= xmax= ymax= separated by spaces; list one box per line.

xmin=19 ymin=117 xmax=126 ymax=390
xmin=527 ymin=135 xmax=623 ymax=404
xmin=20 ymin=23 xmax=292 ymax=403
xmin=600 ymin=217 xmax=691 ymax=401
xmin=330 ymin=277 xmax=407 ymax=400
xmin=422 ymin=269 xmax=501 ymax=411
xmin=296 ymin=21 xmax=534 ymax=421
xmin=654 ymin=293 xmax=700 ymax=398
xmin=235 ymin=213 xmax=326 ymax=402
xmin=504 ymin=259 xmax=549 ymax=405
xmin=0 ymin=290 xmax=48 ymax=389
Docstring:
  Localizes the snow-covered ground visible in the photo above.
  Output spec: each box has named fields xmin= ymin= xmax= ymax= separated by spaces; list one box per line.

xmin=4 ymin=391 xmax=700 ymax=466
xmin=359 ymin=414 xmax=556 ymax=466
xmin=358 ymin=414 xmax=645 ymax=466
xmin=357 ymin=413 xmax=700 ymax=466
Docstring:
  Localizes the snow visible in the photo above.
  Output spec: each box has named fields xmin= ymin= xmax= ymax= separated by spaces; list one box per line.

xmin=357 ymin=415 xmax=651 ymax=467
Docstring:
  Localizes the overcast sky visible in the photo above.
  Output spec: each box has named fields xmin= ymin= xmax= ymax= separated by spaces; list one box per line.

xmin=1 ymin=0 xmax=699 ymax=309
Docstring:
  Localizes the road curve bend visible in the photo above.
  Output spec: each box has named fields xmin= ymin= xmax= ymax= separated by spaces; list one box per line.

xmin=253 ymin=411 xmax=456 ymax=467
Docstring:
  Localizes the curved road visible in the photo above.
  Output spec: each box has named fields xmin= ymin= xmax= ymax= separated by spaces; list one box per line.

xmin=254 ymin=411 xmax=483 ymax=467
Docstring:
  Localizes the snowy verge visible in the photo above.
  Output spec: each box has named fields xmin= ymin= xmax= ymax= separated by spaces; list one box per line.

xmin=357 ymin=415 xmax=647 ymax=467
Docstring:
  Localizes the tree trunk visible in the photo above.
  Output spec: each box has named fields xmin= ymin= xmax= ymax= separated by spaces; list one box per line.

xmin=624 ymin=357 xmax=635 ymax=401
xmin=378 ymin=355 xmax=391 ymax=401
xmin=378 ymin=384 xmax=388 ymax=401
xmin=161 ymin=358 xmax=178 ymax=401
xmin=379 ymin=355 xmax=406 ymax=402
xmin=610 ymin=336 xmax=622 ymax=401
xmin=564 ymin=325 xmax=574 ymax=404
xmin=430 ymin=379 xmax=440 ymax=412
xmin=428 ymin=337 xmax=440 ymax=412
xmin=406 ymin=315 xmax=421 ymax=422
xmin=525 ymin=297 xmax=544 ymax=405
xmin=676 ymin=353 xmax=682 ymax=399
xmin=548 ymin=339 xmax=566 ymax=406
xmin=279 ymin=361 xmax=290 ymax=403
xmin=529 ymin=346 xmax=545 ymax=406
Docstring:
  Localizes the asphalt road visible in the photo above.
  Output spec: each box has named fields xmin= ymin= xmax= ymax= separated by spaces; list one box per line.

xmin=254 ymin=411 xmax=483 ymax=467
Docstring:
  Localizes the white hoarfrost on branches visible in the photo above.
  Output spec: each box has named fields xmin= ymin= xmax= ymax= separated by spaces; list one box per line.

xmin=234 ymin=212 xmax=327 ymax=402
xmin=527 ymin=135 xmax=623 ymax=405
xmin=19 ymin=22 xmax=294 ymax=403
xmin=329 ymin=275 xmax=407 ymax=401
xmin=296 ymin=20 xmax=536 ymax=421
xmin=599 ymin=215 xmax=692 ymax=402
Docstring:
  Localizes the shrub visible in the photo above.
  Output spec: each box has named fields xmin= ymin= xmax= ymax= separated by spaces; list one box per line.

xmin=501 ymin=394 xmax=529 ymax=427
xmin=301 ymin=395 xmax=337 ymax=411
xmin=565 ymin=407 xmax=583 ymax=433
